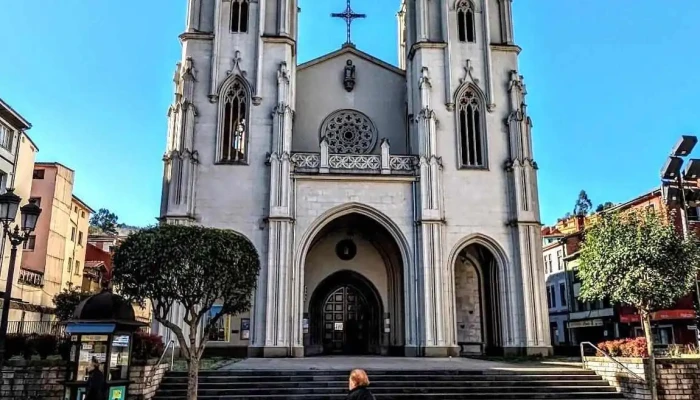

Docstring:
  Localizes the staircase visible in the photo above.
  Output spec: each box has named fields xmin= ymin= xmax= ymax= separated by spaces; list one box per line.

xmin=153 ymin=369 xmax=623 ymax=399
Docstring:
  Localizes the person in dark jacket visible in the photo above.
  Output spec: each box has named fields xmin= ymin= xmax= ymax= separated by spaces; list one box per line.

xmin=347 ymin=369 xmax=376 ymax=400
xmin=85 ymin=357 xmax=106 ymax=400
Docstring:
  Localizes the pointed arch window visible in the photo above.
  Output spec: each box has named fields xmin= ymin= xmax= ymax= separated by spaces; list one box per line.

xmin=457 ymin=0 xmax=476 ymax=43
xmin=218 ymin=78 xmax=249 ymax=163
xmin=231 ymin=0 xmax=250 ymax=33
xmin=457 ymin=87 xmax=486 ymax=168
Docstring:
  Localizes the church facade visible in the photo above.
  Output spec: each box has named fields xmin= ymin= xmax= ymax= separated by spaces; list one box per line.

xmin=157 ymin=0 xmax=551 ymax=357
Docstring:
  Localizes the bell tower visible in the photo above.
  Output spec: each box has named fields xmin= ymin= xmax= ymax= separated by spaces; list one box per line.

xmin=160 ymin=0 xmax=300 ymax=356
xmin=403 ymin=0 xmax=551 ymax=355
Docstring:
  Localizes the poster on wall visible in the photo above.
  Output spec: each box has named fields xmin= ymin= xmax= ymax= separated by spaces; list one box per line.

xmin=240 ymin=318 xmax=250 ymax=340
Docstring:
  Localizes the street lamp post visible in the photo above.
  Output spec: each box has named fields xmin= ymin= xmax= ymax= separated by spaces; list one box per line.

xmin=661 ymin=135 xmax=700 ymax=346
xmin=0 ymin=189 xmax=42 ymax=370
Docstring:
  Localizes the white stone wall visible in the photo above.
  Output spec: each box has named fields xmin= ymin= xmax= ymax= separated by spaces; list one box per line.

xmin=158 ymin=0 xmax=549 ymax=355
xmin=455 ymin=260 xmax=482 ymax=343
xmin=304 ymin=230 xmax=389 ymax=311
xmin=294 ymin=50 xmax=408 ymax=154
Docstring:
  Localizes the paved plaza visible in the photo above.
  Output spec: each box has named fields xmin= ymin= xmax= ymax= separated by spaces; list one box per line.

xmin=222 ymin=356 xmax=582 ymax=372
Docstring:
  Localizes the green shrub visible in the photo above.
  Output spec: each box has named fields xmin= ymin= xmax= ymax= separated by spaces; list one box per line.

xmin=132 ymin=332 xmax=165 ymax=360
xmin=29 ymin=334 xmax=58 ymax=360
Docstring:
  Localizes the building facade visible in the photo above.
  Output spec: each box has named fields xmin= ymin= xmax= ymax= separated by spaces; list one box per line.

xmin=19 ymin=163 xmax=93 ymax=310
xmin=156 ymin=0 xmax=551 ymax=357
xmin=545 ymin=189 xmax=700 ymax=348
xmin=542 ymin=236 xmax=569 ymax=347
xmin=0 ymin=98 xmax=40 ymax=322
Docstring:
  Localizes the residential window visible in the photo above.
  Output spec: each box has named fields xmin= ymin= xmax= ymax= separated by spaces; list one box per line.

xmin=546 ymin=286 xmax=552 ymax=308
xmin=456 ymin=0 xmax=476 ymax=43
xmin=218 ymin=78 xmax=249 ymax=163
xmin=556 ymin=250 xmax=563 ymax=271
xmin=0 ymin=124 xmax=13 ymax=150
xmin=75 ymin=260 xmax=80 ymax=275
xmin=74 ymin=206 xmax=78 ymax=213
xmin=23 ymin=235 xmax=36 ymax=250
xmin=687 ymin=206 xmax=700 ymax=222
xmin=32 ymin=169 xmax=44 ymax=179
xmin=230 ymin=0 xmax=249 ymax=33
xmin=78 ymin=231 xmax=83 ymax=245
xmin=71 ymin=227 xmax=76 ymax=241
xmin=81 ymin=211 xmax=85 ymax=218
xmin=29 ymin=197 xmax=41 ymax=208
xmin=0 ymin=172 xmax=7 ymax=194
xmin=457 ymin=86 xmax=486 ymax=168
xmin=68 ymin=257 xmax=73 ymax=273
xmin=559 ymin=282 xmax=567 ymax=307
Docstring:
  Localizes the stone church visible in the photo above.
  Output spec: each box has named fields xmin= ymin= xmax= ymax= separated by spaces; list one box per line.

xmin=157 ymin=0 xmax=551 ymax=357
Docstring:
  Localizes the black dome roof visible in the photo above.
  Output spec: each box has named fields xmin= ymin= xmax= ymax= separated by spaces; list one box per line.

xmin=72 ymin=289 xmax=136 ymax=322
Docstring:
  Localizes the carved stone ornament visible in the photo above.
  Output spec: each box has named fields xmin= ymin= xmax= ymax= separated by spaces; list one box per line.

xmin=320 ymin=109 xmax=377 ymax=154
xmin=343 ymin=60 xmax=356 ymax=92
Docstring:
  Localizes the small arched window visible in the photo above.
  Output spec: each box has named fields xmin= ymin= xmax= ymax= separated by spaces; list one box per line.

xmin=457 ymin=86 xmax=486 ymax=168
xmin=218 ymin=78 xmax=249 ymax=163
xmin=456 ymin=0 xmax=476 ymax=43
xmin=231 ymin=0 xmax=250 ymax=33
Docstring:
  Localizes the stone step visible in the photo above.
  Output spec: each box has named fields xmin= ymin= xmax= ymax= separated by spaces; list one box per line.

xmin=162 ymin=374 xmax=605 ymax=383
xmin=153 ymin=394 xmax=624 ymax=400
xmin=167 ymin=369 xmax=597 ymax=377
xmin=154 ymin=368 xmax=621 ymax=400
xmin=157 ymin=385 xmax=619 ymax=395
xmin=159 ymin=379 xmax=610 ymax=389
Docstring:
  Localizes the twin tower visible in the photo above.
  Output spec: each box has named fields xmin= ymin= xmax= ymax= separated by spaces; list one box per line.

xmin=158 ymin=0 xmax=551 ymax=357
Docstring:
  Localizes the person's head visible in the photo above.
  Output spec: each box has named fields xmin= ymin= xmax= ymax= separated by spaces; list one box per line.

xmin=349 ymin=369 xmax=370 ymax=390
xmin=89 ymin=357 xmax=100 ymax=371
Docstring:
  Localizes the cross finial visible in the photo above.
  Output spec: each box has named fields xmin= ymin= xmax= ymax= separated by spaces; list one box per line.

xmin=331 ymin=0 xmax=366 ymax=45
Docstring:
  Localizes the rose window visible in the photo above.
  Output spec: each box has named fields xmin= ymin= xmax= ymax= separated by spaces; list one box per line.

xmin=320 ymin=110 xmax=378 ymax=154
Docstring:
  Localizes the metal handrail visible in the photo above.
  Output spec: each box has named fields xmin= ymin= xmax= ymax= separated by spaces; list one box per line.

xmin=157 ymin=339 xmax=176 ymax=370
xmin=579 ymin=341 xmax=645 ymax=381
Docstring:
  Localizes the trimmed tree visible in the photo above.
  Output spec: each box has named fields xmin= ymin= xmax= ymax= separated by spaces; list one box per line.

xmin=111 ymin=224 xmax=260 ymax=400
xmin=578 ymin=208 xmax=700 ymax=400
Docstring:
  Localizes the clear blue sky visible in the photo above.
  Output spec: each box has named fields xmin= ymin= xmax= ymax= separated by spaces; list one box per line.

xmin=0 ymin=1 xmax=698 ymax=226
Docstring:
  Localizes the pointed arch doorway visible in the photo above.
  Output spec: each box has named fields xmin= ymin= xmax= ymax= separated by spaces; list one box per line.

xmin=301 ymin=210 xmax=408 ymax=356
xmin=309 ymin=270 xmax=383 ymax=355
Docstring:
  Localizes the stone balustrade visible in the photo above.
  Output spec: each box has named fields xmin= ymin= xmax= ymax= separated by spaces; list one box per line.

xmin=0 ymin=360 xmax=169 ymax=400
xmin=291 ymin=138 xmax=417 ymax=175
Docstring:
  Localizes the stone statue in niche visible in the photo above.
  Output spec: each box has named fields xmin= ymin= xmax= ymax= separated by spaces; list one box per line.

xmin=343 ymin=60 xmax=356 ymax=92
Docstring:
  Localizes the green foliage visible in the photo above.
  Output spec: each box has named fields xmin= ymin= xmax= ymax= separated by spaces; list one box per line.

xmin=578 ymin=208 xmax=700 ymax=312
xmin=52 ymin=283 xmax=92 ymax=321
xmin=573 ymin=190 xmax=593 ymax=216
xmin=111 ymin=224 xmax=260 ymax=360
xmin=90 ymin=208 xmax=119 ymax=235
xmin=595 ymin=201 xmax=615 ymax=213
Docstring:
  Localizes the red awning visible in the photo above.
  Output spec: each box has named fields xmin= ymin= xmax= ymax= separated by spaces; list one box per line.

xmin=619 ymin=309 xmax=696 ymax=323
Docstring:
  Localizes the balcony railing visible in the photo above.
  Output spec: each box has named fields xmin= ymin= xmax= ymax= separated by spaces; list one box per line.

xmin=290 ymin=138 xmax=418 ymax=175
xmin=18 ymin=268 xmax=44 ymax=288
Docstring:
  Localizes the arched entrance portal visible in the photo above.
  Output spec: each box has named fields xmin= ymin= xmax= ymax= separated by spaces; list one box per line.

xmin=302 ymin=211 xmax=405 ymax=356
xmin=453 ymin=240 xmax=504 ymax=355
xmin=309 ymin=271 xmax=383 ymax=355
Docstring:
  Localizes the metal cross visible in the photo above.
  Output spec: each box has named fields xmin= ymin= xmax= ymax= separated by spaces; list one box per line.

xmin=331 ymin=0 xmax=366 ymax=45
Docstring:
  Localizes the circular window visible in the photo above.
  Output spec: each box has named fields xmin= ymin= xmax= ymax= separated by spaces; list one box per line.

xmin=320 ymin=109 xmax=378 ymax=154
xmin=335 ymin=239 xmax=357 ymax=261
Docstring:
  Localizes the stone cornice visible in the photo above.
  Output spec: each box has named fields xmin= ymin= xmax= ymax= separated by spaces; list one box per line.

xmin=292 ymin=174 xmax=416 ymax=183
xmin=179 ymin=31 xmax=214 ymax=42
xmin=491 ymin=44 xmax=521 ymax=54
xmin=262 ymin=35 xmax=296 ymax=47
xmin=407 ymin=41 xmax=447 ymax=61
